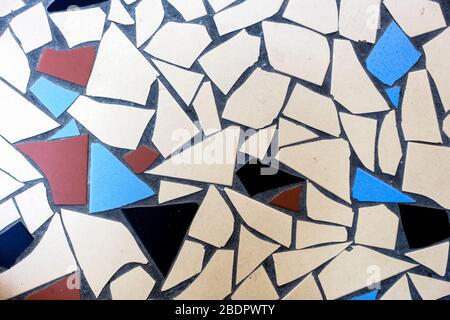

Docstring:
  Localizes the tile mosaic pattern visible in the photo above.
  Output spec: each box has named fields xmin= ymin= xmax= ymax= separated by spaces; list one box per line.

xmin=0 ymin=0 xmax=449 ymax=301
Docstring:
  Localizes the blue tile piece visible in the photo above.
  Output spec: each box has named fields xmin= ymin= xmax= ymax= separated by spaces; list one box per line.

xmin=48 ymin=120 xmax=80 ymax=140
xmin=351 ymin=290 xmax=379 ymax=300
xmin=30 ymin=77 xmax=79 ymax=118
xmin=385 ymin=87 xmax=401 ymax=109
xmin=352 ymin=168 xmax=416 ymax=203
xmin=366 ymin=22 xmax=421 ymax=86
xmin=89 ymin=143 xmax=155 ymax=213
xmin=0 ymin=222 xmax=33 ymax=269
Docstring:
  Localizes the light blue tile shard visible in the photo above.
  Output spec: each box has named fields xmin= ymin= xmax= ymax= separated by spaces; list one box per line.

xmin=366 ymin=22 xmax=421 ymax=86
xmin=30 ymin=77 xmax=79 ymax=118
xmin=89 ymin=143 xmax=155 ymax=213
xmin=352 ymin=168 xmax=416 ymax=203
xmin=351 ymin=290 xmax=379 ymax=300
xmin=385 ymin=87 xmax=401 ymax=109
xmin=48 ymin=120 xmax=80 ymax=140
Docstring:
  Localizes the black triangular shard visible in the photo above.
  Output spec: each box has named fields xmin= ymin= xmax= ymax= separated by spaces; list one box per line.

xmin=47 ymin=0 xmax=108 ymax=12
xmin=123 ymin=203 xmax=199 ymax=277
xmin=399 ymin=204 xmax=450 ymax=249
xmin=236 ymin=161 xmax=304 ymax=197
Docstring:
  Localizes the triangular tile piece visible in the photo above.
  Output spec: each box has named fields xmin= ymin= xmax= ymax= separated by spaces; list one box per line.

xmin=17 ymin=135 xmax=89 ymax=206
xmin=306 ymin=182 xmax=354 ymax=227
xmin=152 ymin=59 xmax=204 ymax=106
xmin=378 ymin=111 xmax=402 ymax=176
xmin=89 ymin=143 xmax=155 ymax=213
xmin=340 ymin=113 xmax=377 ymax=171
xmin=270 ymin=185 xmax=302 ymax=212
xmin=352 ymin=168 xmax=415 ymax=203
xmin=192 ymin=81 xmax=222 ymax=136
xmin=188 ymin=186 xmax=234 ymax=248
xmin=151 ymin=81 xmax=200 ymax=157
xmin=147 ymin=126 xmax=241 ymax=186
xmin=351 ymin=290 xmax=378 ymax=300
xmin=135 ymin=0 xmax=164 ymax=48
xmin=123 ymin=145 xmax=159 ymax=174
xmin=236 ymin=225 xmax=280 ymax=284
xmin=318 ymin=245 xmax=417 ymax=300
xmin=296 ymin=221 xmax=348 ymax=249
xmin=225 ymin=189 xmax=292 ymax=247
xmin=110 ymin=266 xmax=156 ymax=300
xmin=167 ymin=0 xmax=206 ymax=21
xmin=385 ymin=87 xmax=401 ymax=109
xmin=208 ymin=0 xmax=237 ymax=12
xmin=62 ymin=209 xmax=147 ymax=298
xmin=48 ymin=120 xmax=80 ymax=141
xmin=0 ymin=222 xmax=33 ymax=269
xmin=68 ymin=96 xmax=155 ymax=150
xmin=158 ymin=181 xmax=202 ymax=204
xmin=47 ymin=0 xmax=108 ymax=12
xmin=0 ymin=215 xmax=77 ymax=300
xmin=380 ymin=275 xmax=412 ymax=300
xmin=0 ymin=0 xmax=24 ymax=17
xmin=277 ymin=139 xmax=351 ymax=203
xmin=405 ymin=242 xmax=449 ymax=277
xmin=278 ymin=118 xmax=318 ymax=147
xmin=0 ymin=171 xmax=23 ymax=203
xmin=0 ymin=199 xmax=20 ymax=232
xmin=239 ymin=125 xmax=277 ymax=160
xmin=162 ymin=240 xmax=205 ymax=291
xmin=273 ymin=242 xmax=352 ymax=286
xmin=408 ymin=273 xmax=450 ymax=300
xmin=283 ymin=273 xmax=323 ymax=300
xmin=338 ymin=0 xmax=380 ymax=43
xmin=236 ymin=161 xmax=304 ymax=197
xmin=366 ymin=22 xmax=422 ymax=86
xmin=399 ymin=204 xmax=450 ymax=249
xmin=231 ymin=266 xmax=279 ymax=300
xmin=175 ymin=249 xmax=234 ymax=300
xmin=123 ymin=203 xmax=199 ymax=277
xmin=37 ymin=47 xmax=96 ymax=87
xmin=108 ymin=0 xmax=134 ymax=25
xmin=26 ymin=274 xmax=81 ymax=300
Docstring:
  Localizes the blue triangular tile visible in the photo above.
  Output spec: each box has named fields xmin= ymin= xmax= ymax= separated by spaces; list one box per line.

xmin=351 ymin=290 xmax=378 ymax=300
xmin=48 ymin=120 xmax=80 ymax=140
xmin=385 ymin=87 xmax=401 ymax=109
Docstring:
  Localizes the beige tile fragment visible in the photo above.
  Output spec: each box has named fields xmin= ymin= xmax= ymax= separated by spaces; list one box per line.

xmin=110 ymin=266 xmax=155 ymax=300
xmin=283 ymin=273 xmax=323 ymax=300
xmin=168 ymin=0 xmax=207 ymax=21
xmin=108 ymin=0 xmax=134 ymax=25
xmin=192 ymin=82 xmax=222 ymax=136
xmin=378 ymin=110 xmax=403 ymax=176
xmin=339 ymin=0 xmax=381 ymax=43
xmin=278 ymin=118 xmax=318 ymax=148
xmin=231 ymin=266 xmax=279 ymax=300
xmin=380 ymin=275 xmax=412 ymax=300
xmin=207 ymin=0 xmax=237 ymax=13
xmin=296 ymin=221 xmax=348 ymax=249
xmin=239 ymin=125 xmax=277 ymax=160
xmin=0 ymin=199 xmax=21 ymax=232
xmin=405 ymin=242 xmax=449 ymax=277
xmin=408 ymin=273 xmax=450 ymax=300
xmin=158 ymin=181 xmax=202 ymax=204
xmin=135 ymin=0 xmax=164 ymax=47
xmin=0 ymin=170 xmax=23 ymax=204
xmin=444 ymin=114 xmax=450 ymax=139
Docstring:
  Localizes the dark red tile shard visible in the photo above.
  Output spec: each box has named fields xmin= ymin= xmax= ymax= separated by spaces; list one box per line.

xmin=123 ymin=145 xmax=160 ymax=174
xmin=37 ymin=47 xmax=96 ymax=86
xmin=17 ymin=135 xmax=89 ymax=206
xmin=270 ymin=185 xmax=303 ymax=212
xmin=26 ymin=273 xmax=81 ymax=300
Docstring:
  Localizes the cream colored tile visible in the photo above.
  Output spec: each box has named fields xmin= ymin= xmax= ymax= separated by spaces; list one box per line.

xmin=405 ymin=242 xmax=449 ymax=277
xmin=135 ymin=0 xmax=164 ymax=47
xmin=378 ymin=110 xmax=403 ymax=176
xmin=0 ymin=199 xmax=20 ymax=232
xmin=444 ymin=114 xmax=450 ymax=139
xmin=108 ymin=0 xmax=134 ymax=25
xmin=168 ymin=0 xmax=207 ymax=21
xmin=408 ymin=273 xmax=450 ymax=300
xmin=192 ymin=82 xmax=222 ymax=136
xmin=278 ymin=118 xmax=318 ymax=148
xmin=158 ymin=181 xmax=202 ymax=204
xmin=283 ymin=273 xmax=323 ymax=300
xmin=380 ymin=275 xmax=412 ymax=300
xmin=296 ymin=221 xmax=347 ymax=249
xmin=263 ymin=21 xmax=330 ymax=86
xmin=207 ymin=0 xmax=237 ymax=12
xmin=0 ymin=0 xmax=24 ymax=17
xmin=110 ymin=266 xmax=155 ymax=300
xmin=339 ymin=0 xmax=381 ymax=43
xmin=0 ymin=170 xmax=23 ymax=203
xmin=239 ymin=125 xmax=277 ymax=161
xmin=231 ymin=266 xmax=279 ymax=300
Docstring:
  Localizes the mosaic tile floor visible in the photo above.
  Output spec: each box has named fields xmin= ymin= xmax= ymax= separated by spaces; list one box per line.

xmin=0 ymin=0 xmax=449 ymax=301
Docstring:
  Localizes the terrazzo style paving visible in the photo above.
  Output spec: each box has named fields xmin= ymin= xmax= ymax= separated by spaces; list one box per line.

xmin=0 ymin=0 xmax=449 ymax=301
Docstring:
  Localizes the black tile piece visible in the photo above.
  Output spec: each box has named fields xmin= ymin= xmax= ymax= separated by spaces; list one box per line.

xmin=123 ymin=203 xmax=199 ymax=277
xmin=399 ymin=204 xmax=450 ymax=249
xmin=47 ymin=0 xmax=108 ymax=12
xmin=236 ymin=161 xmax=304 ymax=197
xmin=0 ymin=222 xmax=33 ymax=269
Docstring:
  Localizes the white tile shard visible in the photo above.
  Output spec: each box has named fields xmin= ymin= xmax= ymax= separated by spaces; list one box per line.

xmin=0 ymin=170 xmax=23 ymax=203
xmin=239 ymin=125 xmax=277 ymax=161
xmin=263 ymin=21 xmax=330 ymax=86
xmin=231 ymin=266 xmax=279 ymax=300
xmin=378 ymin=110 xmax=403 ymax=176
xmin=380 ymin=275 xmax=412 ymax=300
xmin=199 ymin=30 xmax=260 ymax=95
xmin=192 ymin=81 xmax=222 ymax=136
xmin=408 ymin=273 xmax=450 ymax=300
xmin=405 ymin=242 xmax=449 ymax=277
xmin=339 ymin=0 xmax=381 ymax=43
xmin=158 ymin=181 xmax=202 ymax=204
xmin=168 ymin=0 xmax=207 ymax=21
xmin=135 ymin=0 xmax=164 ymax=47
xmin=0 ymin=0 xmax=24 ymax=17
xmin=108 ymin=0 xmax=134 ymax=25
xmin=296 ymin=220 xmax=348 ymax=249
xmin=283 ymin=273 xmax=323 ymax=300
xmin=207 ymin=0 xmax=237 ymax=13
xmin=68 ymin=96 xmax=155 ymax=150
xmin=50 ymin=7 xmax=106 ymax=48
xmin=110 ymin=266 xmax=155 ymax=300
xmin=0 ymin=199 xmax=20 ymax=232
xmin=278 ymin=118 xmax=319 ymax=148
xmin=145 ymin=22 xmax=212 ymax=68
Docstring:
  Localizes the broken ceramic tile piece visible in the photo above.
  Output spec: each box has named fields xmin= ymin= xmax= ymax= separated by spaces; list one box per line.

xmin=123 ymin=145 xmax=159 ymax=174
xmin=351 ymin=290 xmax=378 ymax=300
xmin=223 ymin=68 xmax=290 ymax=129
xmin=25 ymin=274 xmax=81 ymax=300
xmin=30 ymin=77 xmax=79 ymax=118
xmin=408 ymin=273 xmax=450 ymax=300
xmin=9 ymin=3 xmax=52 ymax=53
xmin=108 ymin=0 xmax=134 ymax=25
xmin=236 ymin=225 xmax=280 ymax=285
xmin=37 ymin=47 xmax=96 ymax=87
xmin=145 ymin=22 xmax=212 ymax=69
xmin=296 ymin=221 xmax=348 ymax=249
xmin=0 ymin=222 xmax=33 ymax=269
xmin=399 ymin=204 xmax=449 ymax=249
xmin=123 ymin=203 xmax=198 ymax=277
xmin=384 ymin=0 xmax=446 ymax=37
xmin=278 ymin=118 xmax=319 ymax=148
xmin=0 ymin=0 xmax=24 ymax=17
xmin=14 ymin=183 xmax=54 ymax=234
xmin=110 ymin=266 xmax=156 ymax=300
xmin=225 ymin=189 xmax=292 ymax=247
xmin=135 ymin=0 xmax=164 ymax=47
xmin=380 ymin=275 xmax=412 ymax=300
xmin=231 ymin=266 xmax=279 ymax=300
xmin=239 ymin=125 xmax=277 ymax=161
xmin=207 ymin=0 xmax=237 ymax=12
xmin=339 ymin=0 xmax=381 ymax=43
xmin=283 ymin=273 xmax=323 ymax=300
xmin=270 ymin=185 xmax=302 ymax=212
xmin=0 ymin=170 xmax=23 ymax=203
xmin=366 ymin=22 xmax=421 ymax=86
xmin=168 ymin=0 xmax=206 ymax=21
xmin=158 ymin=181 xmax=202 ymax=204
xmin=0 ymin=28 xmax=30 ymax=93
xmin=198 ymin=30 xmax=260 ymax=95
xmin=188 ymin=185 xmax=234 ymax=248
xmin=405 ymin=242 xmax=449 ymax=277
xmin=0 ymin=199 xmax=21 ymax=232
xmin=87 ymin=23 xmax=158 ymax=105
xmin=318 ymin=245 xmax=417 ymax=300
xmin=89 ymin=143 xmax=155 ymax=213
xmin=192 ymin=81 xmax=222 ymax=136
xmin=352 ymin=168 xmax=415 ymax=203
xmin=49 ymin=7 xmax=106 ymax=48
xmin=48 ymin=120 xmax=80 ymax=141
xmin=263 ymin=21 xmax=330 ymax=86
xmin=68 ymin=96 xmax=155 ymax=150
xmin=385 ymin=87 xmax=401 ymax=109
xmin=444 ymin=115 xmax=450 ymax=139
xmin=47 ymin=0 xmax=108 ymax=12
xmin=378 ymin=111 xmax=403 ymax=176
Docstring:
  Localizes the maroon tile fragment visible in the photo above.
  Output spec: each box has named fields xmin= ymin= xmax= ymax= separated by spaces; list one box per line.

xmin=269 ymin=185 xmax=303 ymax=212
xmin=26 ymin=274 xmax=81 ymax=300
xmin=123 ymin=145 xmax=159 ymax=174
